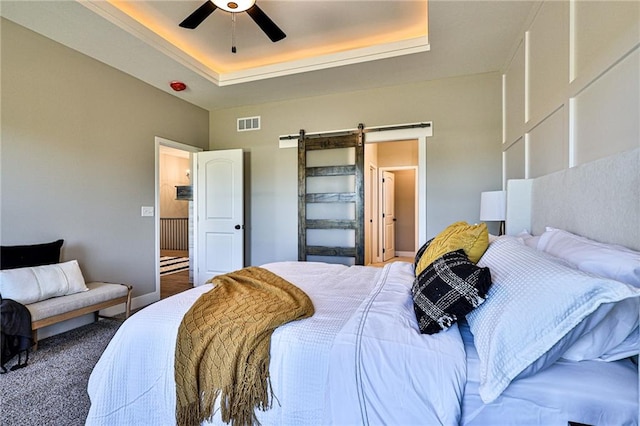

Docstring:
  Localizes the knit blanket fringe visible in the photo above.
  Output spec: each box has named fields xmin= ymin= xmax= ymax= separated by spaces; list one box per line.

xmin=175 ymin=266 xmax=314 ymax=426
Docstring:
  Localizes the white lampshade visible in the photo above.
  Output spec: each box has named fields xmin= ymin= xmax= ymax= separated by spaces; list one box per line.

xmin=480 ymin=190 xmax=506 ymax=221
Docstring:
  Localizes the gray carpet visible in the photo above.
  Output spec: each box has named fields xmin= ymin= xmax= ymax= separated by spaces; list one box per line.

xmin=0 ymin=318 xmax=122 ymax=426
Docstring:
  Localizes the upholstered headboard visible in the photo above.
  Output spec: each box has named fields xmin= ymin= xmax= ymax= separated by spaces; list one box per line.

xmin=506 ymin=148 xmax=640 ymax=251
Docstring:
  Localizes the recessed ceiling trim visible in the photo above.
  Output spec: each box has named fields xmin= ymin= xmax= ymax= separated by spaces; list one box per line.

xmin=218 ymin=36 xmax=430 ymax=86
xmin=79 ymin=0 xmax=429 ymax=87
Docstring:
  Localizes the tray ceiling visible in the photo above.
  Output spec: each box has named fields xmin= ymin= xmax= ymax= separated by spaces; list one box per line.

xmin=1 ymin=1 xmax=536 ymax=111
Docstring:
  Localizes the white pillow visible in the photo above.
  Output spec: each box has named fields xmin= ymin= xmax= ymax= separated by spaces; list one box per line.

xmin=466 ymin=238 xmax=640 ymax=403
xmin=0 ymin=260 xmax=88 ymax=304
xmin=537 ymin=227 xmax=640 ymax=287
xmin=599 ymin=327 xmax=639 ymax=361
xmin=498 ymin=234 xmax=576 ymax=269
xmin=523 ymin=229 xmax=640 ymax=362
xmin=515 ymin=230 xmax=540 ymax=249
xmin=560 ymin=297 xmax=639 ymax=361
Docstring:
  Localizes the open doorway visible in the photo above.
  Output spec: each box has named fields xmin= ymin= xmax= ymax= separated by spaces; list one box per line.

xmin=364 ymin=139 xmax=419 ymax=266
xmin=155 ymin=137 xmax=202 ymax=299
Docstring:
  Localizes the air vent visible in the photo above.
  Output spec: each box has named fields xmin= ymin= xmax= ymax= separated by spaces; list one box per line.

xmin=237 ymin=116 xmax=261 ymax=132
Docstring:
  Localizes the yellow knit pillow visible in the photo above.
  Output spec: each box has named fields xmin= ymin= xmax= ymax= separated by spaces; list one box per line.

xmin=416 ymin=221 xmax=489 ymax=275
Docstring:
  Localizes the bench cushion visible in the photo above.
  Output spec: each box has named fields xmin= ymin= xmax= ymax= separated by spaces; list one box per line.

xmin=26 ymin=282 xmax=129 ymax=322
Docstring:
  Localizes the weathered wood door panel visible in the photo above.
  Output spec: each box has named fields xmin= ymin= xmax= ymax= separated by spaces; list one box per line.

xmin=298 ymin=126 xmax=364 ymax=265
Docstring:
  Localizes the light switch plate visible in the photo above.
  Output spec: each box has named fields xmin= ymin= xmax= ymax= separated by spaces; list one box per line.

xmin=141 ymin=206 xmax=154 ymax=217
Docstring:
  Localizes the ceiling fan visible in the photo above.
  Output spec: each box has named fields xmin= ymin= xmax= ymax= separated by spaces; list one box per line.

xmin=179 ymin=0 xmax=286 ymax=52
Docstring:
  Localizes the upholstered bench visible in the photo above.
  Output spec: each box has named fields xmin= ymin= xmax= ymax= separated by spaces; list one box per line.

xmin=27 ymin=281 xmax=132 ymax=349
xmin=0 ymin=239 xmax=133 ymax=349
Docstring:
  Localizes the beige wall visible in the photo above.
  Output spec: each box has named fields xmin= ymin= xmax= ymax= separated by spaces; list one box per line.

xmin=503 ymin=1 xmax=639 ymax=181
xmin=209 ymin=72 xmax=503 ymax=265
xmin=159 ymin=154 xmax=191 ymax=218
xmin=378 ymin=140 xmax=419 ymax=168
xmin=1 ymin=19 xmax=209 ymax=302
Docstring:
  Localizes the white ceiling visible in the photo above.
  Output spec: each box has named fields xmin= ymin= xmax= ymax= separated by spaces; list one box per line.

xmin=1 ymin=0 xmax=536 ymax=112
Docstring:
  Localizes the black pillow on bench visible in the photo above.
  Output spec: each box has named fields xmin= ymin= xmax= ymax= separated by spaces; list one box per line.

xmin=0 ymin=239 xmax=64 ymax=270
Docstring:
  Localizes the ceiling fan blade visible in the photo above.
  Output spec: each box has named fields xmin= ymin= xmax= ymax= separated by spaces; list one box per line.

xmin=246 ymin=4 xmax=286 ymax=42
xmin=179 ymin=1 xmax=217 ymax=29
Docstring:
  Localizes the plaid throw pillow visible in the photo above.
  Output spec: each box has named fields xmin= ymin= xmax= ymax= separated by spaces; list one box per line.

xmin=412 ymin=249 xmax=492 ymax=334
xmin=414 ymin=238 xmax=434 ymax=268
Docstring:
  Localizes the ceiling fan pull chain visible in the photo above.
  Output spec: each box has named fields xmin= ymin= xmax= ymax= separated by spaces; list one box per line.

xmin=231 ymin=12 xmax=237 ymax=53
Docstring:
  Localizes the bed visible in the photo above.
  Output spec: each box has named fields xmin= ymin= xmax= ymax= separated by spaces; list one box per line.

xmin=87 ymin=148 xmax=639 ymax=425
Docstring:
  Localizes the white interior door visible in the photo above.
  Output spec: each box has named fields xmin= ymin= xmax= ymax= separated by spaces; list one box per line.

xmin=193 ymin=149 xmax=244 ymax=286
xmin=382 ymin=170 xmax=396 ymax=261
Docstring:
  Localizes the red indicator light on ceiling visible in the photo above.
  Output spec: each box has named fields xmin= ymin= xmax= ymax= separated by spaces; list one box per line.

xmin=170 ymin=81 xmax=187 ymax=91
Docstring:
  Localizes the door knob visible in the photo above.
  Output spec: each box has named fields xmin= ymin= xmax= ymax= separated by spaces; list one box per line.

xmin=235 ymin=224 xmax=241 ymax=230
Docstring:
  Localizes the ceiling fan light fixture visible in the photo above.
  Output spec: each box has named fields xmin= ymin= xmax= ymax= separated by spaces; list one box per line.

xmin=213 ymin=0 xmax=256 ymax=13
xmin=179 ymin=0 xmax=285 ymax=43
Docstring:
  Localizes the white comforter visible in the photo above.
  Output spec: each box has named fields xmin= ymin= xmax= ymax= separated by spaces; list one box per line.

xmin=87 ymin=261 xmax=466 ymax=425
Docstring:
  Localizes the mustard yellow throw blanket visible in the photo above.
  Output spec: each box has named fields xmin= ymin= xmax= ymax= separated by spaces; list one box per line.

xmin=175 ymin=266 xmax=314 ymax=426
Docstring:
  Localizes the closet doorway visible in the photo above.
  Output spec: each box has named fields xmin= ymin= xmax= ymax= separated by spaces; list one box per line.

xmin=365 ymin=140 xmax=418 ymax=265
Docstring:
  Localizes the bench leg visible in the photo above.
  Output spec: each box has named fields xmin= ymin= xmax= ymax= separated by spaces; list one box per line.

xmin=31 ymin=329 xmax=38 ymax=351
xmin=98 ymin=286 xmax=132 ymax=321
xmin=125 ymin=289 xmax=132 ymax=319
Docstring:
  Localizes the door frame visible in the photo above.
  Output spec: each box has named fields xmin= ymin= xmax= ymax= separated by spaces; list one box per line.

xmin=155 ymin=137 xmax=203 ymax=300
xmin=366 ymin=125 xmax=431 ymax=263
xmin=365 ymin=162 xmax=379 ymax=265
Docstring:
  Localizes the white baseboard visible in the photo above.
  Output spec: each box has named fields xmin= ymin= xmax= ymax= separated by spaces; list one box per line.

xmin=395 ymin=251 xmax=415 ymax=258
xmin=100 ymin=291 xmax=159 ymax=317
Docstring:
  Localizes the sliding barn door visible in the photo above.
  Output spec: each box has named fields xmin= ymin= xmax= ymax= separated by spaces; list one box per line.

xmin=298 ymin=125 xmax=365 ymax=265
